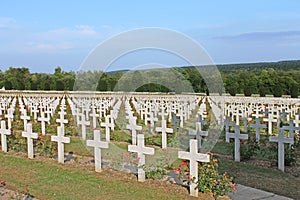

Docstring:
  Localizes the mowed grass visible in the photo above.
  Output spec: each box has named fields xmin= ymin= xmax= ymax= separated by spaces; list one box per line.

xmin=218 ymin=158 xmax=300 ymax=199
xmin=0 ymin=152 xmax=193 ymax=200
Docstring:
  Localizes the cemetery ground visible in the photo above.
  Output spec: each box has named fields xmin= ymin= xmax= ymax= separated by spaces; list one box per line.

xmin=0 ymin=93 xmax=299 ymax=199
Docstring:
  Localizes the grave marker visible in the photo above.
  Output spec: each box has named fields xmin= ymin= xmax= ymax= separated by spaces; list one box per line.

xmin=178 ymin=139 xmax=210 ymax=197
xmin=155 ymin=118 xmax=173 ymax=149
xmin=87 ymin=129 xmax=109 ymax=172
xmin=51 ymin=126 xmax=70 ymax=163
xmin=22 ymin=123 xmax=38 ymax=159
xmin=126 ymin=116 xmax=142 ymax=145
xmin=226 ymin=125 xmax=248 ymax=161
xmin=128 ymin=134 xmax=154 ymax=182
xmin=249 ymin=118 xmax=266 ymax=142
xmin=269 ymin=128 xmax=294 ymax=171
xmin=0 ymin=120 xmax=11 ymax=152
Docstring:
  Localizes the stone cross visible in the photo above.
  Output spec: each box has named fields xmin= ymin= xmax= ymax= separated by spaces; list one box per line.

xmin=4 ymin=108 xmax=13 ymax=129
xmin=126 ymin=116 xmax=142 ymax=145
xmin=269 ymin=128 xmax=294 ymax=171
xmin=128 ymin=134 xmax=154 ymax=182
xmin=280 ymin=110 xmax=289 ymax=123
xmin=101 ymin=115 xmax=111 ymax=142
xmin=195 ymin=114 xmax=207 ymax=126
xmin=86 ymin=129 xmax=109 ymax=172
xmin=51 ymin=126 xmax=70 ymax=163
xmin=240 ymin=117 xmax=248 ymax=133
xmin=56 ymin=110 xmax=68 ymax=128
xmin=31 ymin=106 xmax=39 ymax=120
xmin=178 ymin=139 xmax=210 ymax=197
xmin=155 ymin=118 xmax=173 ymax=149
xmin=263 ymin=112 xmax=277 ymax=135
xmin=282 ymin=120 xmax=300 ymax=147
xmin=225 ymin=116 xmax=235 ymax=133
xmin=78 ymin=114 xmax=90 ymax=140
xmin=172 ymin=113 xmax=181 ymax=132
xmin=189 ymin=122 xmax=208 ymax=150
xmin=20 ymin=111 xmax=30 ymax=131
xmin=38 ymin=112 xmax=48 ymax=135
xmin=22 ymin=123 xmax=38 ymax=159
xmin=0 ymin=120 xmax=11 ymax=152
xmin=90 ymin=108 xmax=99 ymax=129
xmin=249 ymin=118 xmax=266 ymax=142
xmin=226 ymin=125 xmax=248 ymax=161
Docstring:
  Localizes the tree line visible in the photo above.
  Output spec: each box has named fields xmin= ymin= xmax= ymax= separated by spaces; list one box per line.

xmin=0 ymin=60 xmax=299 ymax=97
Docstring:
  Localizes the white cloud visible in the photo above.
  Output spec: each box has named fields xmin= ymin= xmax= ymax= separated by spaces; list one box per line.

xmin=0 ymin=17 xmax=16 ymax=29
xmin=46 ymin=25 xmax=97 ymax=38
xmin=27 ymin=43 xmax=74 ymax=52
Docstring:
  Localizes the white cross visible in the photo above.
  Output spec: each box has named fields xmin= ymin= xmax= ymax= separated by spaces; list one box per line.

xmin=178 ymin=139 xmax=210 ymax=197
xmin=51 ymin=126 xmax=70 ymax=163
xmin=226 ymin=125 xmax=248 ymax=161
xmin=38 ymin=112 xmax=48 ymax=135
xmin=31 ymin=106 xmax=39 ymax=120
xmin=252 ymin=106 xmax=263 ymax=119
xmin=101 ymin=115 xmax=111 ymax=142
xmin=78 ymin=114 xmax=90 ymax=140
xmin=4 ymin=108 xmax=13 ymax=129
xmin=108 ymin=115 xmax=115 ymax=131
xmin=263 ymin=113 xmax=277 ymax=135
xmin=189 ymin=122 xmax=208 ymax=150
xmin=282 ymin=120 xmax=300 ymax=143
xmin=269 ymin=128 xmax=294 ymax=171
xmin=22 ymin=123 xmax=38 ymax=159
xmin=249 ymin=118 xmax=266 ymax=142
xmin=128 ymin=134 xmax=154 ymax=182
xmin=155 ymin=118 xmax=173 ymax=149
xmin=126 ymin=116 xmax=142 ymax=145
xmin=145 ymin=112 xmax=158 ymax=127
xmin=90 ymin=108 xmax=99 ymax=129
xmin=0 ymin=120 xmax=11 ymax=152
xmin=56 ymin=110 xmax=68 ymax=128
xmin=20 ymin=111 xmax=30 ymax=131
xmin=86 ymin=129 xmax=109 ymax=172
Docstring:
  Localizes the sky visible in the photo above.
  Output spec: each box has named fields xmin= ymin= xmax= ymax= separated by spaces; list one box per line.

xmin=1 ymin=1 xmax=300 ymax=73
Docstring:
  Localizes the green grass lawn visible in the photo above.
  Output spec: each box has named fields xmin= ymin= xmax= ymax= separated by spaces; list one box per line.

xmin=217 ymin=158 xmax=300 ymax=199
xmin=0 ymin=152 xmax=193 ymax=200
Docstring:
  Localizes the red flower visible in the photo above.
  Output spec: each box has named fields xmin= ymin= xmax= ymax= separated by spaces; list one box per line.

xmin=1 ymin=180 xmax=6 ymax=186
xmin=179 ymin=160 xmax=188 ymax=167
xmin=173 ymin=168 xmax=181 ymax=174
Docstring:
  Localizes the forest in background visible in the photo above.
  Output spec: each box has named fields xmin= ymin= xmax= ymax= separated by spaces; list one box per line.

xmin=0 ymin=60 xmax=299 ymax=97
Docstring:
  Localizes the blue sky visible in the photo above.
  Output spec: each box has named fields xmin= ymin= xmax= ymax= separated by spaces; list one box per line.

xmin=1 ymin=1 xmax=300 ymax=73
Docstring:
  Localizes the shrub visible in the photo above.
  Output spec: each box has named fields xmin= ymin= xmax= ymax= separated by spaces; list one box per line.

xmin=174 ymin=153 xmax=236 ymax=198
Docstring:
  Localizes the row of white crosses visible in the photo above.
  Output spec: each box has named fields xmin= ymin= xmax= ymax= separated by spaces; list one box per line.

xmin=0 ymin=94 xmax=72 ymax=164
xmin=68 ymin=95 xmax=123 ymax=141
xmin=225 ymin=105 xmax=300 ymax=171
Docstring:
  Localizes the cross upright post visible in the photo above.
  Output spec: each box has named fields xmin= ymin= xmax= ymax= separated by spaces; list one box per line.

xmin=178 ymin=139 xmax=210 ymax=197
xmin=0 ymin=120 xmax=11 ymax=152
xmin=128 ymin=134 xmax=154 ymax=182
xmin=87 ymin=129 xmax=109 ymax=172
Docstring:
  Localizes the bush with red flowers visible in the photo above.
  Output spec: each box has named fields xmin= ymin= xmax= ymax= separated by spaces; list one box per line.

xmin=174 ymin=153 xmax=236 ymax=198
